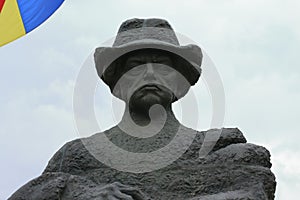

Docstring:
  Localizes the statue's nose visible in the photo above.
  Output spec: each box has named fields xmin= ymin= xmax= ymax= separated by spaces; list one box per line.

xmin=143 ymin=63 xmax=155 ymax=80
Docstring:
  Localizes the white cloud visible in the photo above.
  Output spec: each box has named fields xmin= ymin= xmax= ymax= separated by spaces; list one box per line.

xmin=273 ymin=150 xmax=300 ymax=177
xmin=0 ymin=79 xmax=76 ymax=199
xmin=267 ymin=144 xmax=300 ymax=200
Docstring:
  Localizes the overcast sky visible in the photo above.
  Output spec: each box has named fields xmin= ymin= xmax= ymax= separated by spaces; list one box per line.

xmin=1 ymin=0 xmax=300 ymax=199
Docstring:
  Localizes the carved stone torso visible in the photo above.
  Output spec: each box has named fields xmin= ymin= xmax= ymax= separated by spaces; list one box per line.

xmin=27 ymin=127 xmax=275 ymax=200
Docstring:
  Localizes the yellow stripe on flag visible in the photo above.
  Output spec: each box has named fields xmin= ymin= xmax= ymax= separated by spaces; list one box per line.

xmin=0 ymin=0 xmax=26 ymax=46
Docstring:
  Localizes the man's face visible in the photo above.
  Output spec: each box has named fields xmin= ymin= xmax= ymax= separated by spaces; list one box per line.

xmin=112 ymin=50 xmax=190 ymax=111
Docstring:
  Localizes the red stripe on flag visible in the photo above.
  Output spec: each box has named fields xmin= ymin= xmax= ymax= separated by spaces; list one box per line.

xmin=0 ymin=0 xmax=5 ymax=13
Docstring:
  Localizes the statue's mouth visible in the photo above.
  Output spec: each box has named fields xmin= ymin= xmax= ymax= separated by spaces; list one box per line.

xmin=139 ymin=84 xmax=161 ymax=91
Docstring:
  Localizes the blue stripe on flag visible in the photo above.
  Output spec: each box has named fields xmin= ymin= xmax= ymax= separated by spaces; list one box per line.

xmin=17 ymin=0 xmax=64 ymax=33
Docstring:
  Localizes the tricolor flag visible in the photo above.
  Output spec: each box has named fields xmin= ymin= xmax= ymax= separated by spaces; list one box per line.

xmin=0 ymin=0 xmax=64 ymax=46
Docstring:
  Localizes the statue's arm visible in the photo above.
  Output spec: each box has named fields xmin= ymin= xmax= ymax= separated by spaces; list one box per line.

xmin=9 ymin=139 xmax=148 ymax=200
xmin=8 ymin=172 xmax=147 ymax=200
xmin=196 ymin=135 xmax=276 ymax=200
xmin=199 ymin=128 xmax=272 ymax=168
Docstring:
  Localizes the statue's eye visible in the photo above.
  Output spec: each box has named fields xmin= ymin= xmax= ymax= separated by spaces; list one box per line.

xmin=125 ymin=58 xmax=144 ymax=71
xmin=156 ymin=65 xmax=174 ymax=75
xmin=126 ymin=66 xmax=144 ymax=76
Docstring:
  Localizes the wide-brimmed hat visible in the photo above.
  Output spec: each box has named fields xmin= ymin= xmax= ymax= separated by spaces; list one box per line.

xmin=94 ymin=18 xmax=203 ymax=91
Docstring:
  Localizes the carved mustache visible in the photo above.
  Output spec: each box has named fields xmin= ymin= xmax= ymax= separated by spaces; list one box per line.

xmin=139 ymin=84 xmax=162 ymax=91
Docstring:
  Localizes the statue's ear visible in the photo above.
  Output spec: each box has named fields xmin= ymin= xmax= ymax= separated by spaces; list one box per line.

xmin=173 ymin=84 xmax=191 ymax=101
xmin=111 ymin=83 xmax=125 ymax=102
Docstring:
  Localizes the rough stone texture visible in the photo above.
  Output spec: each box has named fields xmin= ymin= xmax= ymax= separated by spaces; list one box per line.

xmin=9 ymin=127 xmax=276 ymax=200
xmin=9 ymin=173 xmax=146 ymax=200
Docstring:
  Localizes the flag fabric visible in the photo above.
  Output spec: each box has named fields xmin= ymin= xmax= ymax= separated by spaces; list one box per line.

xmin=0 ymin=0 xmax=64 ymax=46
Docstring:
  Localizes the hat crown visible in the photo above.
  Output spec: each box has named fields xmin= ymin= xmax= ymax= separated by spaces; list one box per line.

xmin=117 ymin=18 xmax=173 ymax=33
xmin=113 ymin=18 xmax=180 ymax=47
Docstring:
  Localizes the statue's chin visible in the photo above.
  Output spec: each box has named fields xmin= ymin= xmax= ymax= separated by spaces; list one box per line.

xmin=129 ymin=93 xmax=172 ymax=114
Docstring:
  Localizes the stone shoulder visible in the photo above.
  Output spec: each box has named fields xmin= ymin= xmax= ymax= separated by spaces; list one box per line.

xmin=43 ymin=137 xmax=103 ymax=174
xmin=43 ymin=127 xmax=273 ymax=175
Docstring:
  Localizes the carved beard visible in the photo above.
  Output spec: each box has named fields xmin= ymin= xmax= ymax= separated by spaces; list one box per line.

xmin=128 ymin=85 xmax=174 ymax=115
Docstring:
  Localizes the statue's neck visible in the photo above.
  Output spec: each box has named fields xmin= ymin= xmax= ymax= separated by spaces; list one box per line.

xmin=121 ymin=103 xmax=178 ymax=127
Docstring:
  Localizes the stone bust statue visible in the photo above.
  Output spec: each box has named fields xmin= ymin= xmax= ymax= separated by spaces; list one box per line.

xmin=9 ymin=18 xmax=276 ymax=200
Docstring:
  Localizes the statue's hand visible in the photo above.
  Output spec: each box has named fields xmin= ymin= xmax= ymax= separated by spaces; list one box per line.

xmin=9 ymin=173 xmax=148 ymax=200
xmin=210 ymin=128 xmax=247 ymax=152
xmin=97 ymin=182 xmax=147 ymax=200
xmin=200 ymin=143 xmax=272 ymax=168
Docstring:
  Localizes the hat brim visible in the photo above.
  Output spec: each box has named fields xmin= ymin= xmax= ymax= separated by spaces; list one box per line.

xmin=94 ymin=39 xmax=203 ymax=88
